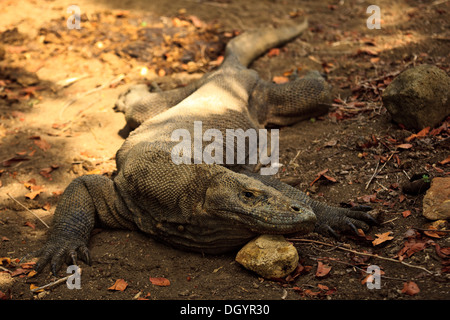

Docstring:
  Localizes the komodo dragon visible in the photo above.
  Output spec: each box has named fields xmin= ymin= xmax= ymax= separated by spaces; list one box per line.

xmin=28 ymin=19 xmax=377 ymax=275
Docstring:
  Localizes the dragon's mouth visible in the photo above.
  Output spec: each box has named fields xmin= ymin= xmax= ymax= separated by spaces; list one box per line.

xmin=215 ymin=207 xmax=317 ymax=235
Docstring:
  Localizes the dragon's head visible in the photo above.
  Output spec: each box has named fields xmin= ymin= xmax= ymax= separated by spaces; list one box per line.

xmin=204 ymin=170 xmax=316 ymax=235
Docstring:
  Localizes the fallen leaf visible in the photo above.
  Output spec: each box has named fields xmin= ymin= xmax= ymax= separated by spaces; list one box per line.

xmin=27 ymin=270 xmax=37 ymax=278
xmin=40 ymin=166 xmax=58 ymax=179
xmin=24 ymin=221 xmax=36 ymax=230
xmin=405 ymin=127 xmax=430 ymax=142
xmin=10 ymin=268 xmax=28 ymax=277
xmin=372 ymin=231 xmax=394 ymax=246
xmin=108 ymin=279 xmax=128 ymax=291
xmin=396 ymin=143 xmax=413 ymax=149
xmin=31 ymin=136 xmax=51 ymax=151
xmin=317 ymin=284 xmax=329 ymax=291
xmin=86 ymin=168 xmax=102 ymax=175
xmin=188 ymin=15 xmax=204 ymax=28
xmin=304 ymin=289 xmax=321 ymax=296
xmin=396 ymin=237 xmax=430 ymax=260
xmin=424 ymin=220 xmax=448 ymax=238
xmin=358 ymin=193 xmax=379 ymax=203
xmin=401 ymin=281 xmax=420 ymax=296
xmin=402 ymin=210 xmax=411 ymax=218
xmin=21 ymin=262 xmax=36 ymax=269
xmin=315 ymin=261 xmax=331 ymax=277
xmin=25 ymin=183 xmax=45 ymax=199
xmin=29 ymin=284 xmax=44 ymax=293
xmin=272 ymin=76 xmax=289 ymax=84
xmin=310 ymin=169 xmax=337 ymax=186
xmin=267 ymin=48 xmax=280 ymax=57
xmin=149 ymin=277 xmax=170 ymax=286
xmin=439 ymin=155 xmax=450 ymax=165
xmin=2 ymin=156 xmax=29 ymax=167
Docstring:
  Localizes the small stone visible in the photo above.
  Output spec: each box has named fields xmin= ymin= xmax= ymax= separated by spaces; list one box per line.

xmin=382 ymin=64 xmax=450 ymax=131
xmin=235 ymin=235 xmax=299 ymax=279
xmin=422 ymin=177 xmax=450 ymax=220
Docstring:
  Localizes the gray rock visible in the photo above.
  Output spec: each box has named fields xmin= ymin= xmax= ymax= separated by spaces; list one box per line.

xmin=235 ymin=235 xmax=299 ymax=279
xmin=382 ymin=64 xmax=450 ymax=131
xmin=423 ymin=177 xmax=450 ymax=220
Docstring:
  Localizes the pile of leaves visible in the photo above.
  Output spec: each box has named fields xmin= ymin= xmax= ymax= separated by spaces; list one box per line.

xmin=38 ymin=10 xmax=228 ymax=76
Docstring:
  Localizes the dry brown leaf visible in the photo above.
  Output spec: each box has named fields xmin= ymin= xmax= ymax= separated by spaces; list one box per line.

xmin=272 ymin=76 xmax=289 ymax=84
xmin=424 ymin=220 xmax=448 ymax=238
xmin=2 ymin=155 xmax=29 ymax=167
xmin=31 ymin=137 xmax=51 ymax=151
xmin=402 ymin=210 xmax=411 ymax=218
xmin=27 ymin=270 xmax=38 ymax=278
xmin=439 ymin=155 xmax=450 ymax=165
xmin=25 ymin=188 xmax=44 ymax=200
xmin=401 ymin=281 xmax=420 ymax=296
xmin=268 ymin=48 xmax=281 ymax=57
xmin=372 ymin=231 xmax=394 ymax=246
xmin=40 ymin=165 xmax=58 ymax=179
xmin=108 ymin=278 xmax=128 ymax=291
xmin=396 ymin=143 xmax=413 ymax=149
xmin=149 ymin=277 xmax=170 ymax=286
xmin=405 ymin=127 xmax=430 ymax=142
xmin=86 ymin=168 xmax=102 ymax=175
xmin=315 ymin=261 xmax=331 ymax=277
xmin=29 ymin=284 xmax=44 ymax=293
xmin=24 ymin=221 xmax=35 ymax=230
xmin=397 ymin=237 xmax=430 ymax=260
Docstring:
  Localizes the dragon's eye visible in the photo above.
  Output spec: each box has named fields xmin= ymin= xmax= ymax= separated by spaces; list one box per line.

xmin=244 ymin=191 xmax=254 ymax=198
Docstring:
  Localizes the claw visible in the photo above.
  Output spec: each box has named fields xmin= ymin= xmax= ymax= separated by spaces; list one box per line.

xmin=69 ymin=250 xmax=78 ymax=266
xmin=326 ymin=225 xmax=340 ymax=239
xmin=346 ymin=221 xmax=359 ymax=235
xmin=363 ymin=212 xmax=379 ymax=225
xmin=78 ymin=246 xmax=91 ymax=265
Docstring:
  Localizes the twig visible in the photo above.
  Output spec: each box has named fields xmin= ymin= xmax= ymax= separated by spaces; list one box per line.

xmin=365 ymin=151 xmax=396 ymax=189
xmin=6 ymin=193 xmax=50 ymax=228
xmin=308 ymin=255 xmax=407 ymax=282
xmin=31 ymin=268 xmax=82 ymax=293
xmin=288 ymin=238 xmax=434 ymax=275
xmin=381 ymin=217 xmax=399 ymax=225
xmin=60 ymin=98 xmax=100 ymax=132
xmin=365 ymin=160 xmax=379 ymax=190
xmin=59 ymin=74 xmax=125 ymax=120
xmin=31 ymin=276 xmax=69 ymax=292
xmin=55 ymin=74 xmax=90 ymax=88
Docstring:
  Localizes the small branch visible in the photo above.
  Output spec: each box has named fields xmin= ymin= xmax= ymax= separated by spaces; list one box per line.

xmin=59 ymin=74 xmax=125 ymax=120
xmin=365 ymin=160 xmax=379 ymax=190
xmin=31 ymin=268 xmax=82 ymax=293
xmin=288 ymin=238 xmax=434 ymax=275
xmin=365 ymin=151 xmax=396 ymax=189
xmin=308 ymin=255 xmax=407 ymax=282
xmin=6 ymin=193 xmax=50 ymax=229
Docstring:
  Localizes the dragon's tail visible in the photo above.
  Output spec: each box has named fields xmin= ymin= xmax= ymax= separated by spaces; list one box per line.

xmin=224 ymin=19 xmax=308 ymax=67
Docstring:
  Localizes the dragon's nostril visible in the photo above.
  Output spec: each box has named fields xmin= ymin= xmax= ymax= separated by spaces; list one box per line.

xmin=291 ymin=205 xmax=300 ymax=212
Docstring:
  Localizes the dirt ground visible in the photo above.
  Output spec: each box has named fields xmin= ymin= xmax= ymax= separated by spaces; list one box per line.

xmin=0 ymin=0 xmax=449 ymax=303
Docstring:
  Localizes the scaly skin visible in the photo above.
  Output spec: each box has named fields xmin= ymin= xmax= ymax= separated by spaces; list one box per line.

xmin=27 ymin=19 xmax=377 ymax=275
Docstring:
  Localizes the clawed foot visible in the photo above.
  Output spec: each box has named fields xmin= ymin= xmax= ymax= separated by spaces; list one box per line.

xmin=114 ymin=84 xmax=151 ymax=113
xmin=22 ymin=237 xmax=91 ymax=276
xmin=314 ymin=205 xmax=378 ymax=238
